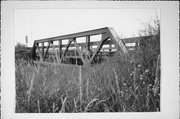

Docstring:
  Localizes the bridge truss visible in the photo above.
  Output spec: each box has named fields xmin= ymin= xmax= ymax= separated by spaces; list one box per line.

xmin=31 ymin=27 xmax=130 ymax=66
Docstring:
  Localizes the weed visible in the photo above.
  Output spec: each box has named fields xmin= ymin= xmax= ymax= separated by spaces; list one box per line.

xmin=15 ymin=50 xmax=160 ymax=112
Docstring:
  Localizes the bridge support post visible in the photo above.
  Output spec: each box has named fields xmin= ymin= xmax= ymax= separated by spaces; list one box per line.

xmin=36 ymin=43 xmax=43 ymax=61
xmin=109 ymin=44 xmax=112 ymax=52
xmin=60 ymin=39 xmax=72 ymax=62
xmin=86 ymin=35 xmax=90 ymax=52
xmin=31 ymin=42 xmax=37 ymax=60
xmin=74 ymin=38 xmax=78 ymax=65
xmin=59 ymin=40 xmax=62 ymax=58
xmin=41 ymin=42 xmax=44 ymax=59
xmin=72 ymin=38 xmax=85 ymax=64
xmin=51 ymin=41 xmax=60 ymax=63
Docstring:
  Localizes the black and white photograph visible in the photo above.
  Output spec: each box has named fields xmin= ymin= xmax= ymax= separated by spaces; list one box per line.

xmin=1 ymin=1 xmax=179 ymax=119
xmin=15 ymin=8 xmax=161 ymax=113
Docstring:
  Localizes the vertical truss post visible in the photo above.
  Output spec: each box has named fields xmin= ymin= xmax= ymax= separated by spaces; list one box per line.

xmin=41 ymin=42 xmax=44 ymax=59
xmin=72 ymin=38 xmax=85 ymax=64
xmin=86 ymin=35 xmax=90 ymax=52
xmin=32 ymin=42 xmax=37 ymax=60
xmin=109 ymin=43 xmax=112 ymax=52
xmin=74 ymin=38 xmax=77 ymax=65
xmin=51 ymin=41 xmax=60 ymax=63
xmin=36 ymin=43 xmax=43 ymax=61
xmin=59 ymin=40 xmax=62 ymax=58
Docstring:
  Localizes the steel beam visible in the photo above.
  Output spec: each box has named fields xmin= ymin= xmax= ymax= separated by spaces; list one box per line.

xmin=41 ymin=42 xmax=44 ymax=59
xmin=31 ymin=42 xmax=37 ymax=60
xmin=59 ymin=40 xmax=62 ymax=58
xmin=60 ymin=39 xmax=72 ymax=62
xmin=36 ymin=43 xmax=43 ymax=61
xmin=43 ymin=42 xmax=51 ymax=61
xmin=72 ymin=38 xmax=85 ymax=64
xmin=86 ymin=35 xmax=90 ymax=52
xmin=51 ymin=41 xmax=60 ymax=63
xmin=90 ymin=34 xmax=109 ymax=63
xmin=107 ymin=28 xmax=130 ymax=60
xmin=34 ymin=27 xmax=109 ymax=43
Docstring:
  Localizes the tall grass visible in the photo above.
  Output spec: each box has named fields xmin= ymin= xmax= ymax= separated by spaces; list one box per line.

xmin=15 ymin=52 xmax=160 ymax=112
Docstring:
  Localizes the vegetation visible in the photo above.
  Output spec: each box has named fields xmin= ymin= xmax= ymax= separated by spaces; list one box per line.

xmin=15 ymin=52 xmax=160 ymax=113
xmin=15 ymin=42 xmax=32 ymax=60
xmin=138 ymin=13 xmax=160 ymax=69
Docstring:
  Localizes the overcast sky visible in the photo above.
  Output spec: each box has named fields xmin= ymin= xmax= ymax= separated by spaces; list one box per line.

xmin=15 ymin=9 xmax=160 ymax=47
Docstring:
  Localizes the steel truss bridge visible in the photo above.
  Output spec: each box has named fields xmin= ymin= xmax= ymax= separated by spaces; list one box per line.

xmin=31 ymin=27 xmax=140 ymax=66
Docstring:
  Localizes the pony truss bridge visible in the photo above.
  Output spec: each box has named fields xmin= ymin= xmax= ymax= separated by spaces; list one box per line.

xmin=31 ymin=27 xmax=130 ymax=66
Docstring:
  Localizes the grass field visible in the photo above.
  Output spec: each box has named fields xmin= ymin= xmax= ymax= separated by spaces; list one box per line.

xmin=15 ymin=52 xmax=160 ymax=113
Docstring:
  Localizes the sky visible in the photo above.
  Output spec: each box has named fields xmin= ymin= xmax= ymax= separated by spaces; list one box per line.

xmin=15 ymin=9 xmax=160 ymax=47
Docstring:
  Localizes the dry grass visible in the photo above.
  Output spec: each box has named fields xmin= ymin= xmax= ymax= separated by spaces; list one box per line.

xmin=15 ymin=53 xmax=160 ymax=113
